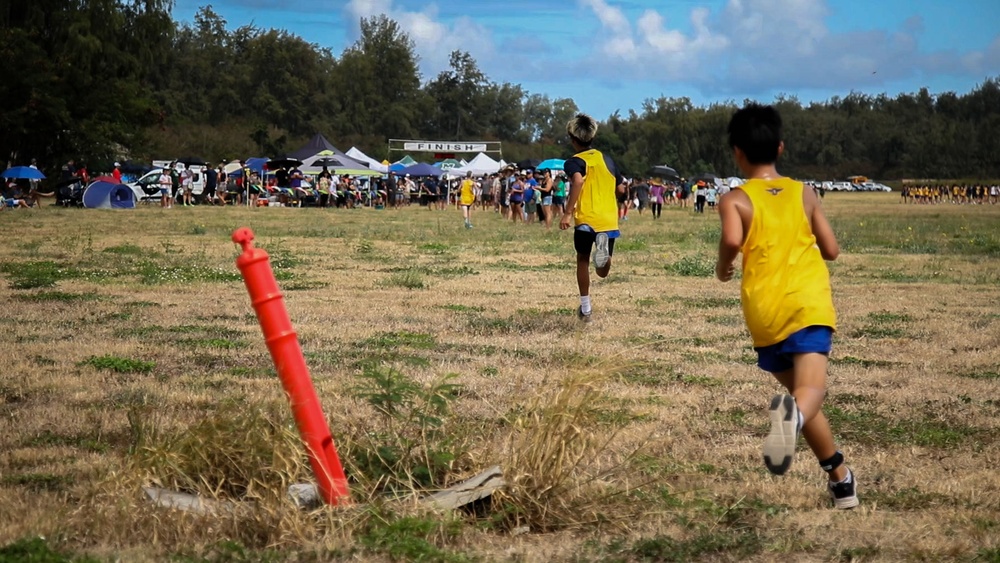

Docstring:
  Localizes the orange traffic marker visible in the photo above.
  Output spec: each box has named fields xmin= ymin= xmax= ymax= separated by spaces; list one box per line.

xmin=233 ymin=227 xmax=349 ymax=505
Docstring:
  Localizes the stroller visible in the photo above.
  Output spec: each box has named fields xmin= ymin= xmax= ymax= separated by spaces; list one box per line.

xmin=55 ymin=177 xmax=85 ymax=207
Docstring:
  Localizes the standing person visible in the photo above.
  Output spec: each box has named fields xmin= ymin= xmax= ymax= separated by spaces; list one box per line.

xmin=158 ymin=166 xmax=173 ymax=208
xmin=649 ymin=181 xmax=665 ymax=219
xmin=509 ymin=172 xmax=525 ymax=223
xmin=169 ymin=162 xmax=180 ymax=204
xmin=459 ymin=172 xmax=476 ymax=228
xmin=421 ymin=176 xmax=436 ymax=209
xmin=694 ymin=181 xmax=707 ymax=213
xmin=500 ymin=167 xmax=513 ymax=219
xmin=538 ymin=170 xmax=554 ymax=229
xmin=180 ymin=164 xmax=194 ymax=206
xmin=204 ymin=162 xmax=218 ymax=205
xmin=634 ymin=178 xmax=650 ymax=215
xmin=617 ymin=179 xmax=631 ymax=220
xmin=706 ymin=182 xmax=718 ymax=211
xmin=559 ymin=113 xmax=624 ymax=322
xmin=715 ymin=103 xmax=857 ymax=509
xmin=553 ymin=172 xmax=568 ymax=221
xmin=112 ymin=162 xmax=123 ymax=184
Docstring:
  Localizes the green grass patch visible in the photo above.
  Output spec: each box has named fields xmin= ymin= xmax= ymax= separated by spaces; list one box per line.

xmin=957 ymin=369 xmax=1000 ymax=380
xmin=176 ymin=337 xmax=249 ymax=350
xmin=22 ymin=291 xmax=101 ymax=302
xmin=0 ymin=537 xmax=100 ymax=562
xmin=681 ymin=296 xmax=741 ymax=309
xmin=832 ymin=356 xmax=897 ymax=368
xmin=440 ymin=304 xmax=486 ymax=313
xmin=852 ymin=310 xmax=912 ymax=339
xmin=102 ymin=243 xmax=146 ymax=255
xmin=381 ymin=271 xmax=426 ymax=289
xmin=1 ymin=472 xmax=73 ymax=492
xmin=0 ymin=260 xmax=75 ymax=289
xmin=664 ymin=255 xmax=716 ymax=277
xmin=79 ymin=355 xmax=155 ymax=374
xmin=825 ymin=405 xmax=979 ymax=448
xmin=359 ymin=513 xmax=469 ymax=563
xmin=361 ymin=331 xmax=437 ymax=350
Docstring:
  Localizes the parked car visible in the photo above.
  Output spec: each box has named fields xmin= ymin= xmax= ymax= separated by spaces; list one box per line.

xmin=830 ymin=182 xmax=854 ymax=192
xmin=129 ymin=164 xmax=206 ymax=201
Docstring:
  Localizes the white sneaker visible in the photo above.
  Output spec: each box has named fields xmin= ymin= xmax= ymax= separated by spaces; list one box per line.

xmin=593 ymin=232 xmax=610 ymax=269
xmin=763 ymin=394 xmax=799 ymax=475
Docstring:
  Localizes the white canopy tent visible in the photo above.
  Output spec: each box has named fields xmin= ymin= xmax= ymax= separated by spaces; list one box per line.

xmin=451 ymin=153 xmax=501 ymax=176
xmin=346 ymin=147 xmax=388 ymax=173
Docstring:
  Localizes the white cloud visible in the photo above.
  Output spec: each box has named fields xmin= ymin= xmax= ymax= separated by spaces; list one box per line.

xmin=578 ymin=0 xmax=1000 ymax=96
xmin=344 ymin=0 xmax=499 ymax=79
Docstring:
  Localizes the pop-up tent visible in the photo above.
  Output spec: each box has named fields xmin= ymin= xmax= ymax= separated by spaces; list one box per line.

xmin=402 ymin=163 xmax=444 ymax=177
xmin=453 ymin=153 xmax=502 ymax=175
xmin=83 ymin=179 xmax=136 ymax=209
xmin=346 ymin=147 xmax=388 ymax=173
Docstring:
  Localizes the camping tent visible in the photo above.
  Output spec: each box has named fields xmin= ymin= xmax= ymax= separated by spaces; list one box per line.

xmin=452 ymin=153 xmax=501 ymax=176
xmin=394 ymin=155 xmax=416 ymax=166
xmin=83 ymin=179 xmax=136 ymax=209
xmin=290 ymin=134 xmax=369 ymax=171
xmin=346 ymin=147 xmax=388 ymax=173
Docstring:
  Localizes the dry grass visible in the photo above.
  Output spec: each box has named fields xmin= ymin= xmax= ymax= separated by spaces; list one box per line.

xmin=1 ymin=193 xmax=999 ymax=561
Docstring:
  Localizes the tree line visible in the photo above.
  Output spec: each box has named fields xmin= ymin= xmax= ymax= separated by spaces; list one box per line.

xmin=2 ymin=2 xmax=997 ymax=180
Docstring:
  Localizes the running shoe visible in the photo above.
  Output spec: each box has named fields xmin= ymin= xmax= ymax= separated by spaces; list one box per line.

xmin=763 ymin=394 xmax=799 ymax=475
xmin=593 ymin=232 xmax=610 ymax=269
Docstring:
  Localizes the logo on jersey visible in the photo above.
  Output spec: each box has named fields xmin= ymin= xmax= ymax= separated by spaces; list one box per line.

xmin=766 ymin=188 xmax=783 ymax=196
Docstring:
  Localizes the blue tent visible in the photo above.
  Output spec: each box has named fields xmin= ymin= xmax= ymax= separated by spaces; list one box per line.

xmin=388 ymin=162 xmax=407 ymax=173
xmin=402 ymin=163 xmax=444 ymax=177
xmin=83 ymin=180 xmax=136 ymax=209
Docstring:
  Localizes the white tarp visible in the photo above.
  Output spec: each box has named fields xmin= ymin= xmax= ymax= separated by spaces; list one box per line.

xmin=451 ymin=153 xmax=501 ymax=176
xmin=346 ymin=147 xmax=389 ymax=173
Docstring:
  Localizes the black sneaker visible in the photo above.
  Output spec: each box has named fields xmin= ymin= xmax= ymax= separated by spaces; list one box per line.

xmin=828 ymin=469 xmax=859 ymax=509
xmin=763 ymin=394 xmax=799 ymax=475
xmin=577 ymin=306 xmax=592 ymax=323
xmin=593 ymin=232 xmax=610 ymax=269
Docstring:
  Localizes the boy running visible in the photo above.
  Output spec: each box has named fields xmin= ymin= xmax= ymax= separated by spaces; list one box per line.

xmin=459 ymin=172 xmax=476 ymax=228
xmin=560 ymin=113 xmax=625 ymax=322
xmin=716 ymin=103 xmax=858 ymax=509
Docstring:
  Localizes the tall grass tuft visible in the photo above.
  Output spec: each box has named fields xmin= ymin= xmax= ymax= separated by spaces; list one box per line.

xmin=499 ymin=367 xmax=644 ymax=532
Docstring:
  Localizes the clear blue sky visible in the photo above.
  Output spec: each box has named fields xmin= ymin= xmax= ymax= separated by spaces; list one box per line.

xmin=172 ymin=0 xmax=1000 ymax=120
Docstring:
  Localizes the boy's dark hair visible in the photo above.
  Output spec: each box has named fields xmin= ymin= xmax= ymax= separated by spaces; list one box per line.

xmin=727 ymin=103 xmax=783 ymax=164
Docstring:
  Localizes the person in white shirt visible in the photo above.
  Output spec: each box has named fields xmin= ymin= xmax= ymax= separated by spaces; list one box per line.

xmin=180 ymin=165 xmax=194 ymax=206
xmin=158 ymin=169 xmax=173 ymax=208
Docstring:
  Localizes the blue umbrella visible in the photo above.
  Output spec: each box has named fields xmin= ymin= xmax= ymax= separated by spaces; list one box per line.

xmin=537 ymin=159 xmax=565 ymax=171
xmin=2 ymin=166 xmax=45 ymax=180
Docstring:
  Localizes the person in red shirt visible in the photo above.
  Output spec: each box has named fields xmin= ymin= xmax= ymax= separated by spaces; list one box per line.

xmin=112 ymin=162 xmax=122 ymax=183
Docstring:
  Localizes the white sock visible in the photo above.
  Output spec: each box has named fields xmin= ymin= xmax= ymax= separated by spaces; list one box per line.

xmin=580 ymin=295 xmax=591 ymax=314
xmin=832 ymin=470 xmax=852 ymax=485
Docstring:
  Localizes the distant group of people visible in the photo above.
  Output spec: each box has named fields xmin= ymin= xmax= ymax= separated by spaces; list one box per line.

xmin=900 ymin=184 xmax=999 ymax=204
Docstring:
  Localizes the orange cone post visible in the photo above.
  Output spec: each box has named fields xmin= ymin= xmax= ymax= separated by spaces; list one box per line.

xmin=232 ymin=227 xmax=350 ymax=505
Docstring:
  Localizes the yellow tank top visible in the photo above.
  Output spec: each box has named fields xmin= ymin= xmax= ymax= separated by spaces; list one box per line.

xmin=572 ymin=149 xmax=618 ymax=232
xmin=740 ymin=178 xmax=836 ymax=347
xmin=460 ymin=179 xmax=475 ymax=205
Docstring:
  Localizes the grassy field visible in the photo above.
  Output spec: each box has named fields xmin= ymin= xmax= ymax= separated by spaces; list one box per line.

xmin=1 ymin=193 xmax=998 ymax=562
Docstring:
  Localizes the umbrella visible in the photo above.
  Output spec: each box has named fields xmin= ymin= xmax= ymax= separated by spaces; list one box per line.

xmin=648 ymin=165 xmax=680 ymax=180
xmin=311 ymin=157 xmax=346 ymax=168
xmin=2 ymin=166 xmax=45 ymax=180
xmin=178 ymin=157 xmax=206 ymax=167
xmin=537 ymin=159 xmax=565 ymax=171
xmin=690 ymin=172 xmax=719 ymax=184
xmin=516 ymin=158 xmax=542 ymax=170
xmin=266 ymin=158 xmax=303 ymax=170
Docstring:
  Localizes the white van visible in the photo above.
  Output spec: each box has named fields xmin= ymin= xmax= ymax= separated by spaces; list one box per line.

xmin=151 ymin=161 xmax=206 ymax=195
